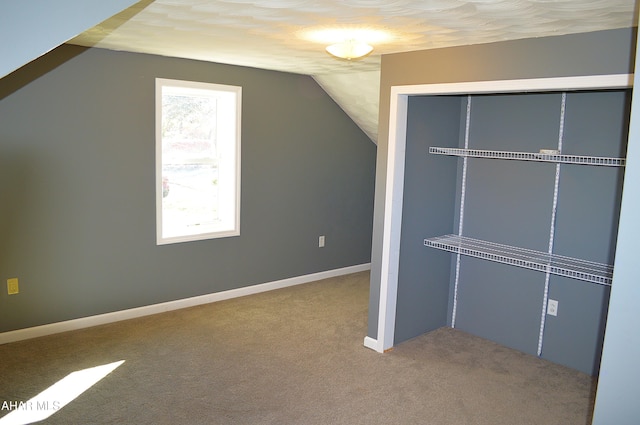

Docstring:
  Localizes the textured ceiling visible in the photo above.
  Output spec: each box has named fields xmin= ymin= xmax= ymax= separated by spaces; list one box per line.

xmin=70 ymin=0 xmax=637 ymax=142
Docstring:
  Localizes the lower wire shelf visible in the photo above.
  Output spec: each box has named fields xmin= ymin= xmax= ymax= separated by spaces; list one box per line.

xmin=424 ymin=234 xmax=613 ymax=286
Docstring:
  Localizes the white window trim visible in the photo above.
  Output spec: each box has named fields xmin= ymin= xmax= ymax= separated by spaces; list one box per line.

xmin=155 ymin=78 xmax=241 ymax=245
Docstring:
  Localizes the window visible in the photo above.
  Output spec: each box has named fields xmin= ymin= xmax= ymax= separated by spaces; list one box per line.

xmin=156 ymin=78 xmax=241 ymax=245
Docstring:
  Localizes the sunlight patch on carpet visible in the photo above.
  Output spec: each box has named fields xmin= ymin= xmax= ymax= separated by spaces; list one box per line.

xmin=0 ymin=360 xmax=124 ymax=425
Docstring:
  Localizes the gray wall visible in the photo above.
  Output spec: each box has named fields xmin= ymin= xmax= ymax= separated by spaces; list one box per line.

xmin=393 ymin=96 xmax=461 ymax=342
xmin=369 ymin=27 xmax=637 ymax=342
xmin=0 ymin=45 xmax=376 ymax=332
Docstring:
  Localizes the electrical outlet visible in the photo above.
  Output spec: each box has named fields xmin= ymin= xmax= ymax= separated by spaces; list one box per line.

xmin=7 ymin=278 xmax=19 ymax=295
xmin=547 ymin=299 xmax=558 ymax=316
xmin=318 ymin=235 xmax=325 ymax=248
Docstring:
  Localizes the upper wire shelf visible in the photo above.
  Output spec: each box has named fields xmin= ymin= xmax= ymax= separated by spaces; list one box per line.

xmin=424 ymin=234 xmax=613 ymax=286
xmin=429 ymin=147 xmax=626 ymax=167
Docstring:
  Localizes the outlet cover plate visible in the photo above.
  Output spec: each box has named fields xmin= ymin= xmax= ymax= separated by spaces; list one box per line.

xmin=7 ymin=278 xmax=19 ymax=295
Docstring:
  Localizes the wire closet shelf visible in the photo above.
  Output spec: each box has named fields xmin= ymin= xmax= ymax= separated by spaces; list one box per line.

xmin=428 ymin=147 xmax=626 ymax=167
xmin=424 ymin=235 xmax=613 ymax=286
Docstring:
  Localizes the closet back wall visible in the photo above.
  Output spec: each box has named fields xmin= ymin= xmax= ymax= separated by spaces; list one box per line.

xmin=397 ymin=90 xmax=629 ymax=376
xmin=0 ymin=45 xmax=376 ymax=333
xmin=435 ymin=91 xmax=629 ymax=375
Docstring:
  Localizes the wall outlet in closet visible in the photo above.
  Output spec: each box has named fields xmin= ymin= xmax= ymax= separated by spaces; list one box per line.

xmin=548 ymin=299 xmax=558 ymax=316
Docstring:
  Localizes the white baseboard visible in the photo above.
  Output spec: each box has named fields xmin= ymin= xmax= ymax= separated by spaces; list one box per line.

xmin=0 ymin=263 xmax=371 ymax=345
xmin=363 ymin=336 xmax=382 ymax=352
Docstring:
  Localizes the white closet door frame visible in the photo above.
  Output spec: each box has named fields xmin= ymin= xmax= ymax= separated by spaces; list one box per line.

xmin=367 ymin=74 xmax=633 ymax=353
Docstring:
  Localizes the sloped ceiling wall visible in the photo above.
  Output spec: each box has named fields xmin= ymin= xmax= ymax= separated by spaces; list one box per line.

xmin=0 ymin=0 xmax=138 ymax=79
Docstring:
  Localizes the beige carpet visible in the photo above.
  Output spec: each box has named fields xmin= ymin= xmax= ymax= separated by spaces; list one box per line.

xmin=0 ymin=271 xmax=595 ymax=424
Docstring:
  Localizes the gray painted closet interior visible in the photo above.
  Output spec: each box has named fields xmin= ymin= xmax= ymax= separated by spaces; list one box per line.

xmin=397 ymin=90 xmax=630 ymax=375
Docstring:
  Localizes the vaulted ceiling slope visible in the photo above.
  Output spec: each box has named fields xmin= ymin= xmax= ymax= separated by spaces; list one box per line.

xmin=69 ymin=0 xmax=637 ymax=143
xmin=0 ymin=0 xmax=138 ymax=80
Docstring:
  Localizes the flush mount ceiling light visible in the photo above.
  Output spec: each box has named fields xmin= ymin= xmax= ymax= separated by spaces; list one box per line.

xmin=299 ymin=27 xmax=393 ymax=61
xmin=326 ymin=39 xmax=373 ymax=60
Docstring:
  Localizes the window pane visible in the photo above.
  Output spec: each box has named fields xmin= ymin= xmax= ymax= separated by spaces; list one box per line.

xmin=156 ymin=79 xmax=240 ymax=244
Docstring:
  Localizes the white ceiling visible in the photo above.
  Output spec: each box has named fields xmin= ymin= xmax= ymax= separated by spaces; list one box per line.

xmin=69 ymin=0 xmax=637 ymax=143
